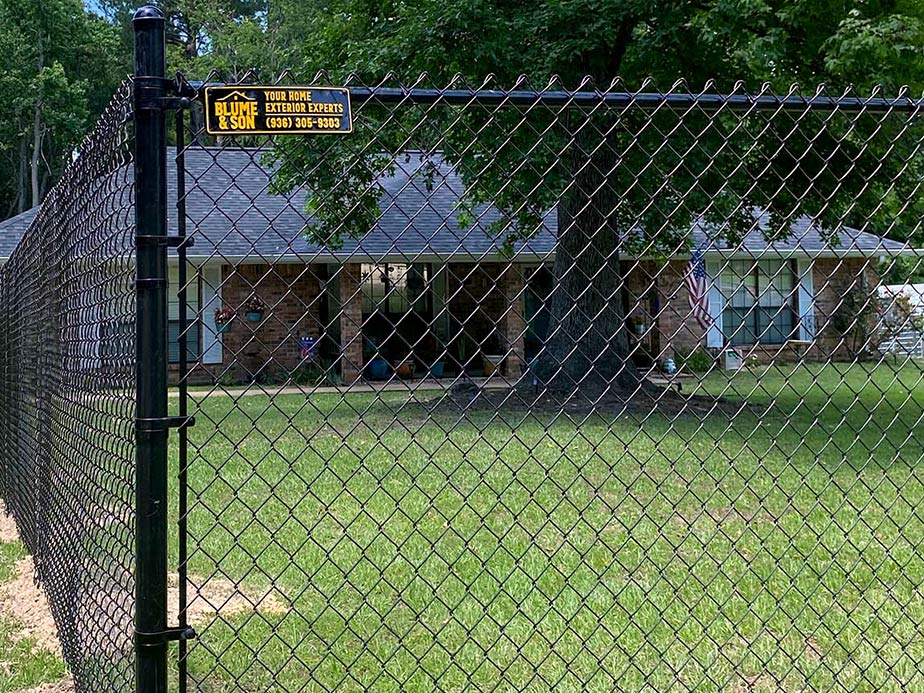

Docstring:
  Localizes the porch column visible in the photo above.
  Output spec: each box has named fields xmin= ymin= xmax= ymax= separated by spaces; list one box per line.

xmin=339 ymin=263 xmax=364 ymax=383
xmin=502 ymin=264 xmax=527 ymax=379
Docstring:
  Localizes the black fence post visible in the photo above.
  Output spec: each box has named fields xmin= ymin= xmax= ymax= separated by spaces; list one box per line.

xmin=133 ymin=6 xmax=169 ymax=693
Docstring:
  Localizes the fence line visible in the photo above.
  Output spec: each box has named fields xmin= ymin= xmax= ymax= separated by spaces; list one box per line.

xmin=0 ymin=22 xmax=923 ymax=693
xmin=0 ymin=82 xmax=136 ymax=691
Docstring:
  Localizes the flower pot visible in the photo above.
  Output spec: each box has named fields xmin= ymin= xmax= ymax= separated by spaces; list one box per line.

xmin=395 ymin=360 xmax=416 ymax=379
xmin=366 ymin=357 xmax=389 ymax=380
xmin=216 ymin=322 xmax=232 ymax=334
xmin=482 ymin=354 xmax=505 ymax=377
xmin=430 ymin=361 xmax=445 ymax=379
xmin=246 ymin=311 xmax=264 ymax=322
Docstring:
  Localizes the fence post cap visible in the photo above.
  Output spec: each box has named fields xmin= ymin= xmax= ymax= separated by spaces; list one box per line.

xmin=132 ymin=5 xmax=165 ymax=24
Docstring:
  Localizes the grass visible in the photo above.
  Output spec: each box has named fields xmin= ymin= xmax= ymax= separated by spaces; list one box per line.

xmin=0 ymin=542 xmax=67 ymax=692
xmin=172 ymin=361 xmax=924 ymax=692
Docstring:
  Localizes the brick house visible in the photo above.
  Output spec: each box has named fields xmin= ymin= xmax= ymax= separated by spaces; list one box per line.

xmin=0 ymin=148 xmax=911 ymax=384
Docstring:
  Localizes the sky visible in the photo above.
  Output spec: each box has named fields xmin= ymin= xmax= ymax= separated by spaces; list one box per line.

xmin=83 ymin=0 xmax=105 ymax=15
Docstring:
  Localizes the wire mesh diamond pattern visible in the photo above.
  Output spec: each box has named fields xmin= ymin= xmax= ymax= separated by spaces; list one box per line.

xmin=0 ymin=82 xmax=136 ymax=692
xmin=1 ymin=72 xmax=923 ymax=693
xmin=167 ymin=76 xmax=924 ymax=693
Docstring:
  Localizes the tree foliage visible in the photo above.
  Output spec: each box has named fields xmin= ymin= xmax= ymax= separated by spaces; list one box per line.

xmin=267 ymin=0 xmax=924 ymax=241
xmin=256 ymin=1 xmax=924 ymax=387
xmin=0 ymin=0 xmax=121 ymax=218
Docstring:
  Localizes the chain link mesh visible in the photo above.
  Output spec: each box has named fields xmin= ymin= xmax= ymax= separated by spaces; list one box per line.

xmin=171 ymin=76 xmax=924 ymax=692
xmin=0 ymin=83 xmax=136 ymax=692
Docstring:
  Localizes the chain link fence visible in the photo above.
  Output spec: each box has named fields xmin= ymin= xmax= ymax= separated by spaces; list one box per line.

xmin=172 ymin=76 xmax=924 ymax=693
xmin=0 ymin=83 xmax=136 ymax=691
xmin=1 ymin=68 xmax=924 ymax=693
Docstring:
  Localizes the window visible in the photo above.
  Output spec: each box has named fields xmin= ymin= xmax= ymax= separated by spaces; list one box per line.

xmin=361 ymin=263 xmax=431 ymax=315
xmin=168 ymin=267 xmax=202 ymax=364
xmin=721 ymin=260 xmax=797 ymax=346
xmin=168 ymin=319 xmax=202 ymax=364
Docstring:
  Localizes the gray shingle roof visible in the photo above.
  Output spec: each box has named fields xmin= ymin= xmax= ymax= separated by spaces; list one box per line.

xmin=0 ymin=208 xmax=39 ymax=260
xmin=689 ymin=213 xmax=907 ymax=256
xmin=169 ymin=148 xmax=558 ymax=262
xmin=1 ymin=147 xmax=912 ymax=262
xmin=172 ymin=148 xmax=910 ymax=261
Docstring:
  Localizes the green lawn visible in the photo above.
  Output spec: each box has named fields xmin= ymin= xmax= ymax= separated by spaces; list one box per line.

xmin=173 ymin=362 xmax=924 ymax=692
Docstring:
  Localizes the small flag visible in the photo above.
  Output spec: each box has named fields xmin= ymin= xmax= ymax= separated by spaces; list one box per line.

xmin=685 ymin=250 xmax=713 ymax=330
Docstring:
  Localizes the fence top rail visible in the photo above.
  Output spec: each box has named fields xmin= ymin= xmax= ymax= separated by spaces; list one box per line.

xmin=186 ymin=81 xmax=924 ymax=112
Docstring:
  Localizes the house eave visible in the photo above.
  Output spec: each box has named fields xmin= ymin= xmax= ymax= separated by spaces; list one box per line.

xmin=172 ymin=246 xmax=919 ymax=266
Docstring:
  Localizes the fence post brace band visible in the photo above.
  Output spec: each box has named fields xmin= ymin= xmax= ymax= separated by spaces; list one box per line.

xmin=134 ymin=626 xmax=197 ymax=649
xmin=136 ymin=416 xmax=196 ymax=433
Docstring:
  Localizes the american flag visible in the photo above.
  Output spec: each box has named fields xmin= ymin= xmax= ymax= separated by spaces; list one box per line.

xmin=685 ymin=250 xmax=713 ymax=330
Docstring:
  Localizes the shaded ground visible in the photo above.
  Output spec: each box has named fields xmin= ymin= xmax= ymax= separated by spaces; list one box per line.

xmin=424 ymin=379 xmax=760 ymax=417
xmin=0 ymin=503 xmax=290 ymax=693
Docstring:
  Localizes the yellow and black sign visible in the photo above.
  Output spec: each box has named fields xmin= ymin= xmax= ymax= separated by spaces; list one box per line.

xmin=203 ymin=86 xmax=353 ymax=135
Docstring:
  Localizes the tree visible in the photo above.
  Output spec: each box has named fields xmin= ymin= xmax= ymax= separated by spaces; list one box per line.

xmin=99 ymin=0 xmax=270 ymax=78
xmin=0 ymin=0 xmax=122 ymax=219
xmin=99 ymin=0 xmax=271 ymax=139
xmin=265 ymin=2 xmax=924 ymax=391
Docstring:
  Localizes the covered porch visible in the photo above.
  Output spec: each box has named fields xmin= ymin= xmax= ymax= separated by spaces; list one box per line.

xmin=188 ymin=259 xmax=531 ymax=386
xmin=337 ymin=261 xmax=529 ymax=383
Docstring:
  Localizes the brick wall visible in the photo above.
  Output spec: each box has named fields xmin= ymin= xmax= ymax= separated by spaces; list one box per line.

xmin=622 ymin=260 xmax=705 ymax=361
xmin=811 ymin=256 xmax=880 ymax=360
xmin=446 ymin=262 xmax=526 ymax=376
xmin=169 ymin=255 xmax=878 ymax=386
xmin=338 ymin=263 xmax=364 ymax=383
xmin=624 ymin=256 xmax=879 ymax=364
xmin=220 ymin=263 xmax=326 ymax=382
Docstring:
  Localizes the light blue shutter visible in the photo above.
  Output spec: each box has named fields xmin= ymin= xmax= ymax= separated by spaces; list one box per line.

xmin=797 ymin=259 xmax=815 ymax=341
xmin=202 ymin=264 xmax=223 ymax=365
xmin=706 ymin=258 xmax=724 ymax=348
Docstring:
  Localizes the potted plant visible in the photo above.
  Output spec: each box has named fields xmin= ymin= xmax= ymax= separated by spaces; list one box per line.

xmin=214 ymin=306 xmax=235 ymax=334
xmin=394 ymin=355 xmax=416 ymax=379
xmin=244 ymin=295 xmax=267 ymax=322
xmin=482 ymin=353 xmax=505 ymax=377
xmin=364 ymin=337 xmax=389 ymax=380
xmin=417 ymin=332 xmax=446 ymax=379
xmin=454 ymin=331 xmax=479 ymax=376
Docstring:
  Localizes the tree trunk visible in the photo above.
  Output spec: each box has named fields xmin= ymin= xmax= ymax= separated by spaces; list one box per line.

xmin=30 ymin=28 xmax=44 ymax=209
xmin=17 ymin=131 xmax=27 ymax=214
xmin=534 ymin=126 xmax=639 ymax=393
xmin=30 ymin=101 xmax=42 ymax=209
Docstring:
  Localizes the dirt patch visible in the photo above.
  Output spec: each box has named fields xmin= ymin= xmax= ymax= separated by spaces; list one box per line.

xmin=0 ymin=501 xmax=21 ymax=543
xmin=17 ymin=679 xmax=74 ymax=693
xmin=168 ymin=573 xmax=289 ymax=625
xmin=726 ymin=674 xmax=778 ymax=692
xmin=804 ymin=636 xmax=824 ymax=661
xmin=418 ymin=382 xmax=760 ymax=419
xmin=0 ymin=556 xmax=61 ymax=657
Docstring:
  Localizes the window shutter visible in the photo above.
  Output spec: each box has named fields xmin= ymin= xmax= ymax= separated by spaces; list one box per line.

xmin=202 ymin=265 xmax=224 ymax=365
xmin=797 ymin=259 xmax=815 ymax=341
xmin=706 ymin=258 xmax=724 ymax=348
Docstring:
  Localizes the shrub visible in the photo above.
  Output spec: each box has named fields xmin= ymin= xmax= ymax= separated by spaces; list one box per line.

xmin=675 ymin=348 xmax=714 ymax=373
xmin=831 ymin=274 xmax=879 ymax=359
xmin=293 ymin=360 xmax=342 ymax=387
